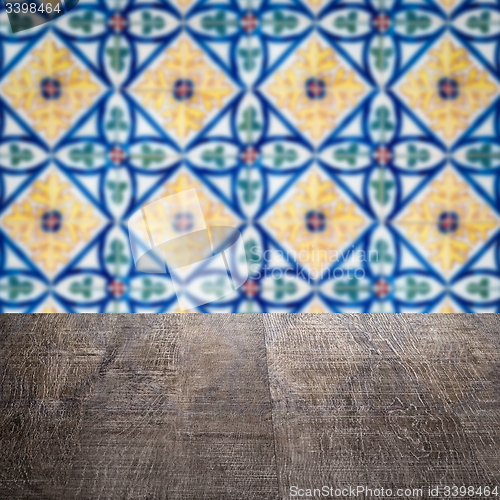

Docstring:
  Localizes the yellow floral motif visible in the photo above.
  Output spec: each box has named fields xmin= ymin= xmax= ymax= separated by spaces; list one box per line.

xmin=135 ymin=40 xmax=233 ymax=139
xmin=269 ymin=173 xmax=365 ymax=270
xmin=140 ymin=173 xmax=235 ymax=266
xmin=400 ymin=41 xmax=497 ymax=140
xmin=161 ymin=173 xmax=234 ymax=227
xmin=439 ymin=301 xmax=455 ymax=313
xmin=268 ymin=41 xmax=365 ymax=140
xmin=174 ymin=0 xmax=192 ymax=6
xmin=398 ymin=172 xmax=498 ymax=271
xmin=2 ymin=40 xmax=100 ymax=140
xmin=306 ymin=302 xmax=326 ymax=313
xmin=438 ymin=0 xmax=455 ymax=9
xmin=3 ymin=172 xmax=100 ymax=272
xmin=41 ymin=301 xmax=59 ymax=313
xmin=132 ymin=173 xmax=234 ymax=272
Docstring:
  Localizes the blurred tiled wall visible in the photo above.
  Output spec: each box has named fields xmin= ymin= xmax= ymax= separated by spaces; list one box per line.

xmin=0 ymin=0 xmax=499 ymax=312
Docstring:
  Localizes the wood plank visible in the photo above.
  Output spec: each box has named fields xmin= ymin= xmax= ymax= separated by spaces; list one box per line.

xmin=1 ymin=313 xmax=499 ymax=499
xmin=263 ymin=314 xmax=500 ymax=499
xmin=0 ymin=314 xmax=118 ymax=499
xmin=0 ymin=314 xmax=279 ymax=499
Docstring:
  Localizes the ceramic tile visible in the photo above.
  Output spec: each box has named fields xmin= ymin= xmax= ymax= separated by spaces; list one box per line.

xmin=0 ymin=0 xmax=499 ymax=312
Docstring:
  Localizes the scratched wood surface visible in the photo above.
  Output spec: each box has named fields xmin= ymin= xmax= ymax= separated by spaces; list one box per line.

xmin=0 ymin=314 xmax=499 ymax=500
xmin=263 ymin=314 xmax=500 ymax=499
xmin=0 ymin=314 xmax=278 ymax=499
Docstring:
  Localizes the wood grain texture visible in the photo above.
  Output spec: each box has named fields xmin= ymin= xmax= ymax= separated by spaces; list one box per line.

xmin=0 ymin=314 xmax=499 ymax=500
xmin=0 ymin=314 xmax=118 ymax=499
xmin=0 ymin=314 xmax=278 ymax=500
xmin=262 ymin=314 xmax=500 ymax=499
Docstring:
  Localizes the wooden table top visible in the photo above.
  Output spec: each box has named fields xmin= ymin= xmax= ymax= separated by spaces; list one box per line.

xmin=0 ymin=314 xmax=499 ymax=499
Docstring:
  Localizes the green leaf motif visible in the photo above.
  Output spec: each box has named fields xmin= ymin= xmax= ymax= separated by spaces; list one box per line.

xmin=334 ymin=12 xmax=358 ymax=33
xmin=141 ymin=11 xmax=165 ymax=35
xmin=70 ymin=144 xmax=95 ymax=167
xmin=334 ymin=277 xmax=360 ymax=301
xmin=371 ymin=106 xmax=394 ymax=132
xmin=202 ymin=277 xmax=228 ymax=296
xmin=404 ymin=11 xmax=431 ymax=35
xmin=140 ymin=278 xmax=166 ymax=300
xmin=5 ymin=276 xmax=33 ymax=300
xmin=243 ymin=238 xmax=261 ymax=264
xmin=69 ymin=11 xmax=95 ymax=33
xmin=238 ymin=107 xmax=261 ymax=132
xmin=372 ymin=240 xmax=393 ymax=263
xmin=201 ymin=11 xmax=227 ymax=35
xmin=238 ymin=180 xmax=261 ymax=203
xmin=334 ymin=144 xmax=359 ymax=166
xmin=273 ymin=144 xmax=297 ymax=167
xmin=9 ymin=144 xmax=33 ymax=166
xmin=106 ymin=107 xmax=128 ymax=131
xmin=202 ymin=146 xmax=226 ymax=168
xmin=139 ymin=145 xmax=165 ymax=168
xmin=407 ymin=144 xmax=430 ymax=167
xmin=466 ymin=12 xmax=490 ymax=33
xmin=272 ymin=11 xmax=298 ymax=34
xmin=273 ymin=277 xmax=297 ymax=300
xmin=106 ymin=239 xmax=128 ymax=265
xmin=107 ymin=181 xmax=128 ymax=203
xmin=70 ymin=277 xmax=93 ymax=299
xmin=405 ymin=277 xmax=430 ymax=300
xmin=371 ymin=178 xmax=394 ymax=205
xmin=466 ymin=144 xmax=493 ymax=168
xmin=370 ymin=46 xmax=393 ymax=70
xmin=238 ymin=48 xmax=260 ymax=71
xmin=106 ymin=46 xmax=130 ymax=72
xmin=466 ymin=278 xmax=490 ymax=299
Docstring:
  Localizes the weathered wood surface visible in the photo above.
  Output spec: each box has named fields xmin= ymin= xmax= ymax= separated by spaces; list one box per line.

xmin=263 ymin=314 xmax=500 ymax=499
xmin=0 ymin=314 xmax=499 ymax=499
xmin=0 ymin=314 xmax=278 ymax=499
